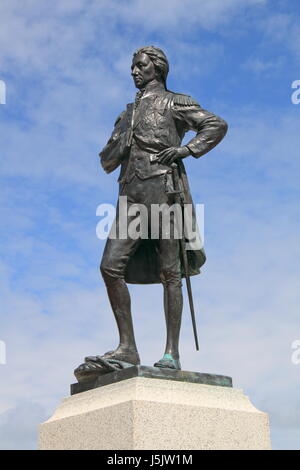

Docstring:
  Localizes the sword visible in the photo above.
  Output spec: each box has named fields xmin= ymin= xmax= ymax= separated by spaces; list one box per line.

xmin=166 ymin=162 xmax=200 ymax=351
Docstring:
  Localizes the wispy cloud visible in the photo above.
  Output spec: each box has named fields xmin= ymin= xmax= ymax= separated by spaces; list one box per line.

xmin=0 ymin=402 xmax=48 ymax=450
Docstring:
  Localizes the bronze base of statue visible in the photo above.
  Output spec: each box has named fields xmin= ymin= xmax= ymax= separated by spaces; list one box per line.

xmin=71 ymin=364 xmax=232 ymax=395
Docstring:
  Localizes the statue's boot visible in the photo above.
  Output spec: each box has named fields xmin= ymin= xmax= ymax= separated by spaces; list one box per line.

xmin=153 ymin=353 xmax=181 ymax=370
xmin=74 ymin=357 xmax=137 ymax=383
xmin=85 ymin=348 xmax=140 ymax=365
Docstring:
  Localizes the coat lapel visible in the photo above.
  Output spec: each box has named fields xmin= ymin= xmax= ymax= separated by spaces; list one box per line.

xmin=132 ymin=94 xmax=158 ymax=130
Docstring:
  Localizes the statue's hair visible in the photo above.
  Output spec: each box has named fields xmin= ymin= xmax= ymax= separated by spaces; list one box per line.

xmin=133 ymin=46 xmax=169 ymax=85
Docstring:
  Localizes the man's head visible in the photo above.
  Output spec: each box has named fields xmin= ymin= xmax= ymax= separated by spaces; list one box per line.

xmin=131 ymin=46 xmax=169 ymax=89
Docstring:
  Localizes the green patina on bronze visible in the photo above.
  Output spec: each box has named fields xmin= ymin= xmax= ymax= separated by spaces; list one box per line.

xmin=71 ymin=366 xmax=232 ymax=395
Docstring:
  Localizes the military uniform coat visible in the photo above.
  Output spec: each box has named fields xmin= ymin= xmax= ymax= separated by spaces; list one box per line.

xmin=99 ymin=82 xmax=227 ymax=284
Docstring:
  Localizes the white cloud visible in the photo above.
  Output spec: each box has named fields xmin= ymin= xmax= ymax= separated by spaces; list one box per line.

xmin=0 ymin=402 xmax=48 ymax=450
xmin=0 ymin=0 xmax=268 ymax=76
xmin=258 ymin=12 xmax=300 ymax=62
xmin=243 ymin=57 xmax=284 ymax=74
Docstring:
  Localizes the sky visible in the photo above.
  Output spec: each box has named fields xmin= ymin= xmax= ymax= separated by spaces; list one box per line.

xmin=0 ymin=0 xmax=300 ymax=450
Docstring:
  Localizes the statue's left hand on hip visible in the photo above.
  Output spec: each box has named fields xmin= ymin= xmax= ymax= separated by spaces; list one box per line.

xmin=157 ymin=146 xmax=189 ymax=166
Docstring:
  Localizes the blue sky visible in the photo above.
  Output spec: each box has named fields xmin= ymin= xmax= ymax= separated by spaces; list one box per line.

xmin=0 ymin=0 xmax=300 ymax=450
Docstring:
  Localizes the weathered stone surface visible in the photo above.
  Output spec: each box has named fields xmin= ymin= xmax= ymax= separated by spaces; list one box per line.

xmin=39 ymin=377 xmax=271 ymax=450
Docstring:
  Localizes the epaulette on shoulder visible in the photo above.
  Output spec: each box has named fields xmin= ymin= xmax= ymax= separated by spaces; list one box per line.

xmin=170 ymin=92 xmax=200 ymax=107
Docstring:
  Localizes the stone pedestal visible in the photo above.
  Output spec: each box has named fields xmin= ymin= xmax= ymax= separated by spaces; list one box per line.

xmin=39 ymin=369 xmax=271 ymax=450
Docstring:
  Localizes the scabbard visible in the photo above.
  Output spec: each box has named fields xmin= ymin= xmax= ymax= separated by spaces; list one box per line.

xmin=170 ymin=163 xmax=199 ymax=351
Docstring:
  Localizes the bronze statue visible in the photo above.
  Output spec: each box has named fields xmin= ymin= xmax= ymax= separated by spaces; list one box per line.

xmin=74 ymin=46 xmax=227 ymax=383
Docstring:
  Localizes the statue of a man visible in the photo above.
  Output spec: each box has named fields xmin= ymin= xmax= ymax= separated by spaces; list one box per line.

xmin=75 ymin=46 xmax=227 ymax=381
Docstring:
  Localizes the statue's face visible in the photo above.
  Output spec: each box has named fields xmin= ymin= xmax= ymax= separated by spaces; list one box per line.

xmin=131 ymin=53 xmax=156 ymax=89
